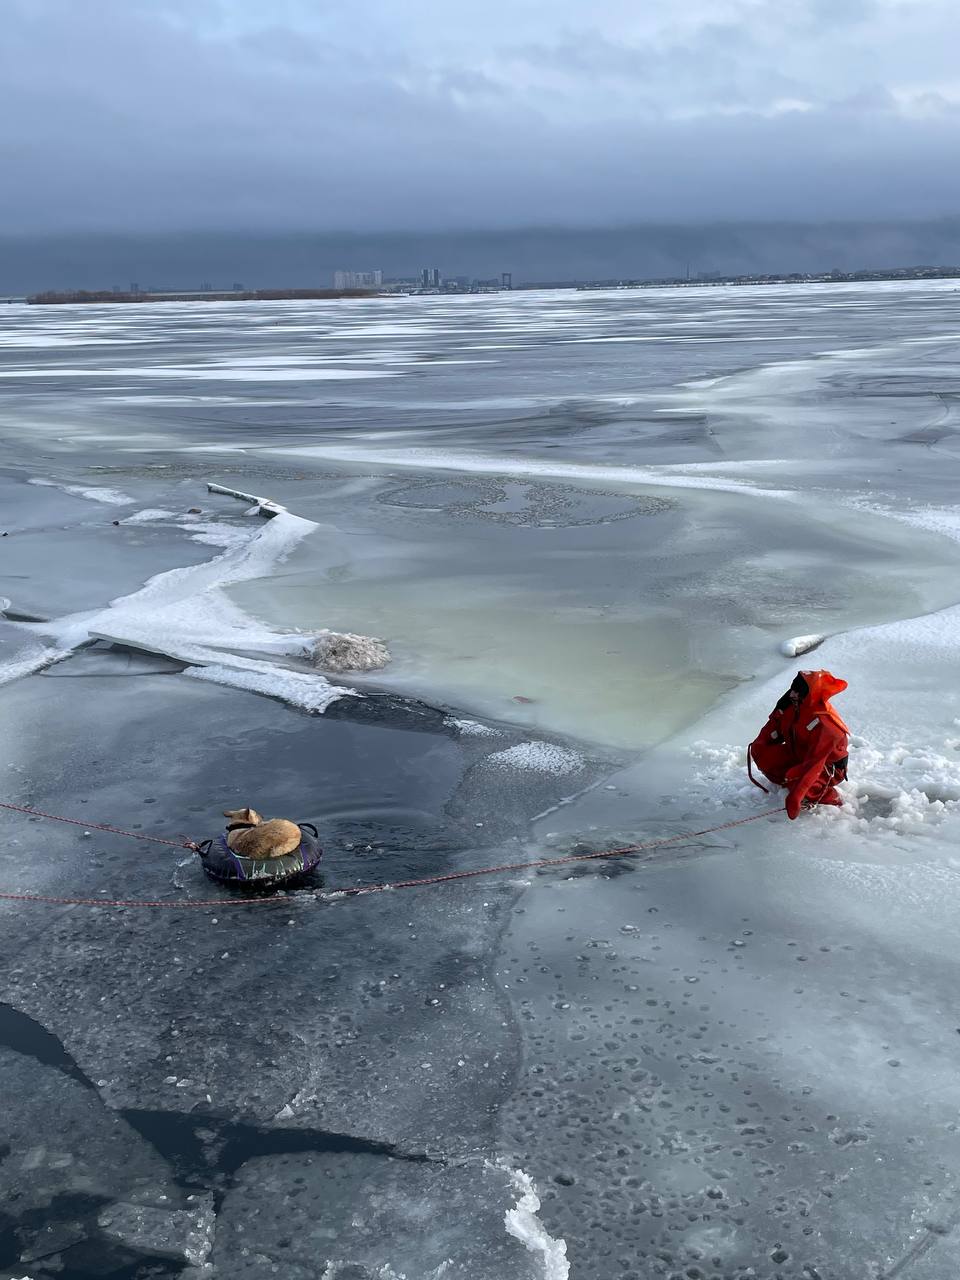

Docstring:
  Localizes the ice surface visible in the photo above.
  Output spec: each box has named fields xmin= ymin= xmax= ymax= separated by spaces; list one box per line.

xmin=5 ymin=284 xmax=960 ymax=1277
xmin=0 ymin=364 xmax=401 ymax=380
xmin=502 ymin=458 xmax=960 ymax=1276
xmin=227 ymin=473 xmax=957 ymax=749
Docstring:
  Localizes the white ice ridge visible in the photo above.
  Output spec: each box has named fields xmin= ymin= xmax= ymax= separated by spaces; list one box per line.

xmin=27 ymin=476 xmax=135 ymax=505
xmin=780 ymin=633 xmax=826 ymax=657
xmin=183 ymin=663 xmax=345 ymax=713
xmin=0 ymin=644 xmax=74 ymax=688
xmin=244 ymin=443 xmax=793 ymax=498
xmin=444 ymin=717 xmax=502 ymax=737
xmin=500 ymin=1165 xmax=570 ymax=1280
xmin=10 ymin=496 xmax=360 ymax=714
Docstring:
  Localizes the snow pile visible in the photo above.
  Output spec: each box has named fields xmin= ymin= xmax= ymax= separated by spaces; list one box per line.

xmin=500 ymin=1165 xmax=570 ymax=1280
xmin=27 ymin=477 xmax=134 ymax=505
xmin=304 ymin=630 xmax=390 ymax=673
xmin=842 ymin=738 xmax=960 ymax=833
xmin=689 ymin=733 xmax=960 ymax=841
xmin=488 ymin=742 xmax=584 ymax=776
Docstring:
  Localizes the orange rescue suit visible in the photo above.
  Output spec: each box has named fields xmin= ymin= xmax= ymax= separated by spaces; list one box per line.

xmin=748 ymin=670 xmax=849 ymax=819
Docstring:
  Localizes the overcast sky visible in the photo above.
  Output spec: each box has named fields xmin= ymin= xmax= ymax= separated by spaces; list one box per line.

xmin=2 ymin=0 xmax=959 ymax=233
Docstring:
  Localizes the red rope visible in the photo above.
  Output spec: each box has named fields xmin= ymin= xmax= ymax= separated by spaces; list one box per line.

xmin=0 ymin=800 xmax=197 ymax=850
xmin=0 ymin=797 xmax=783 ymax=910
xmin=0 ymin=891 xmax=285 ymax=909
xmin=328 ymin=806 xmax=783 ymax=899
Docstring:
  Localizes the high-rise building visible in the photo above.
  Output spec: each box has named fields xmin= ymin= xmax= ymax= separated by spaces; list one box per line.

xmin=501 ymin=272 xmax=512 ymax=290
xmin=419 ymin=267 xmax=441 ymax=289
xmin=334 ymin=269 xmax=382 ymax=289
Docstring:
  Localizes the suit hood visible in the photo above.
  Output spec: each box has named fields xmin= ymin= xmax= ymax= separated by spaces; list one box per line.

xmin=799 ymin=669 xmax=848 ymax=732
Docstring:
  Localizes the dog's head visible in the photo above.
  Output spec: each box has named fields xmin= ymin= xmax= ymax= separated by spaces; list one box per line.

xmin=223 ymin=807 xmax=263 ymax=827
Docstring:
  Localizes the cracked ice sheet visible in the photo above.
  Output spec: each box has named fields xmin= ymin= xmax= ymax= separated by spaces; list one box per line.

xmin=2 ymin=474 xmax=355 ymax=714
xmin=0 ymin=1044 xmax=186 ymax=1272
xmin=0 ymin=663 xmax=604 ymax=1273
xmin=0 ymin=668 xmax=604 ymax=1152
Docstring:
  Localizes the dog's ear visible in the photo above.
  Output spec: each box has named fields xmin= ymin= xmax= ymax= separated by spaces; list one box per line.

xmin=225 ymin=807 xmax=259 ymax=824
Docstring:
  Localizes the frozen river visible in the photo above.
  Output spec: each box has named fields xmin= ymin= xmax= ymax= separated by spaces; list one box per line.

xmin=1 ymin=281 xmax=960 ymax=1278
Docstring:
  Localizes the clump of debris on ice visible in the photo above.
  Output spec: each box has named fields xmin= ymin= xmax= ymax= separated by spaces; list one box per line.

xmin=303 ymin=630 xmax=390 ymax=673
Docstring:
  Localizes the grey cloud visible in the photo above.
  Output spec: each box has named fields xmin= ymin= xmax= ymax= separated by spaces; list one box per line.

xmin=0 ymin=0 xmax=959 ymax=235
xmin=832 ymin=85 xmax=899 ymax=114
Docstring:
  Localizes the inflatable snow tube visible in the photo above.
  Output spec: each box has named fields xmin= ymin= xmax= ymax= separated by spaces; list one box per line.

xmin=196 ymin=823 xmax=322 ymax=890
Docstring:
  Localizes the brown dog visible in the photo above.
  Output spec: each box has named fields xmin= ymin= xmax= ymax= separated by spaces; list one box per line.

xmin=223 ymin=808 xmax=302 ymax=859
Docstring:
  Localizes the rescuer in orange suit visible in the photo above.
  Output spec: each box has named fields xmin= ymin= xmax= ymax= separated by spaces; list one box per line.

xmin=748 ymin=670 xmax=849 ymax=819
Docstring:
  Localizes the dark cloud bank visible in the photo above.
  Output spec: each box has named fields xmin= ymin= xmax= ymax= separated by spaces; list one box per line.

xmin=3 ymin=221 xmax=960 ymax=295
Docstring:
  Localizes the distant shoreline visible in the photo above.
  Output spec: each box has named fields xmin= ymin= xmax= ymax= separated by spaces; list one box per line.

xmin=574 ymin=265 xmax=960 ymax=291
xmin=19 ymin=264 xmax=960 ymax=305
xmin=26 ymin=287 xmax=375 ymax=305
